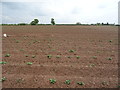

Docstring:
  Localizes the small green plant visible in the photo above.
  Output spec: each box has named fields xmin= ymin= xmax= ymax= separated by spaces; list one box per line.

xmin=77 ymin=82 xmax=85 ymax=85
xmin=67 ymin=56 xmax=71 ymax=58
xmin=0 ymin=77 xmax=6 ymax=82
xmin=25 ymin=55 xmax=29 ymax=57
xmin=16 ymin=78 xmax=24 ymax=83
xmin=109 ymin=40 xmax=112 ymax=42
xmin=33 ymin=40 xmax=40 ymax=43
xmin=90 ymin=64 xmax=95 ymax=67
xmin=92 ymin=56 xmax=97 ymax=59
xmin=97 ymin=51 xmax=100 ymax=53
xmin=16 ymin=40 xmax=19 ymax=43
xmin=47 ymin=55 xmax=52 ymax=59
xmin=107 ymin=57 xmax=112 ymax=60
xmin=101 ymin=81 xmax=108 ymax=85
xmin=76 ymin=56 xmax=80 ymax=59
xmin=5 ymin=54 xmax=10 ymax=57
xmin=52 ymin=49 xmax=55 ymax=51
xmin=32 ymin=55 xmax=36 ymax=58
xmin=0 ymin=61 xmax=7 ymax=64
xmin=49 ymin=79 xmax=56 ymax=84
xmin=117 ymin=85 xmax=120 ymax=88
xmin=26 ymin=62 xmax=33 ymax=65
xmin=69 ymin=49 xmax=75 ymax=53
xmin=99 ymin=40 xmax=102 ymax=42
xmin=65 ymin=80 xmax=71 ymax=85
xmin=56 ymin=55 xmax=61 ymax=58
xmin=20 ymin=49 xmax=24 ymax=51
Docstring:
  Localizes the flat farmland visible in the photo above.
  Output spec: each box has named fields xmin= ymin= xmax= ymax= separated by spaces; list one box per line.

xmin=2 ymin=25 xmax=118 ymax=88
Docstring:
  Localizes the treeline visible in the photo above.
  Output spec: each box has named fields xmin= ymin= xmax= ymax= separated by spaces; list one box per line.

xmin=1 ymin=23 xmax=118 ymax=26
xmin=0 ymin=18 xmax=119 ymax=26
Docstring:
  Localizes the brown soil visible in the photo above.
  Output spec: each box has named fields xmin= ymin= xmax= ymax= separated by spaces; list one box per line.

xmin=2 ymin=25 xmax=118 ymax=88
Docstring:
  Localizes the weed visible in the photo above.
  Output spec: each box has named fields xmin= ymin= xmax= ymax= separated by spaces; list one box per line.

xmin=65 ymin=80 xmax=71 ymax=85
xmin=77 ymin=82 xmax=85 ymax=85
xmin=5 ymin=54 xmax=10 ymax=57
xmin=26 ymin=62 xmax=33 ymax=65
xmin=47 ymin=55 xmax=52 ymax=59
xmin=49 ymin=79 xmax=56 ymax=84
xmin=0 ymin=61 xmax=7 ymax=64
xmin=0 ymin=77 xmax=6 ymax=82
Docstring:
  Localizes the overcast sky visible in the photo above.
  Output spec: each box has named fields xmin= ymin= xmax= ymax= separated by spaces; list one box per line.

xmin=1 ymin=0 xmax=119 ymax=24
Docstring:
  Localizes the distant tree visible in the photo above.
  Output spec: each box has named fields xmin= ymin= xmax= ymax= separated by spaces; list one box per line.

xmin=76 ymin=22 xmax=81 ymax=25
xmin=102 ymin=23 xmax=104 ymax=25
xmin=30 ymin=19 xmax=39 ymax=25
xmin=30 ymin=21 xmax=36 ymax=25
xmin=96 ymin=23 xmax=100 ymax=25
xmin=51 ymin=18 xmax=55 ymax=25
xmin=34 ymin=19 xmax=39 ymax=24
xmin=107 ymin=22 xmax=109 ymax=25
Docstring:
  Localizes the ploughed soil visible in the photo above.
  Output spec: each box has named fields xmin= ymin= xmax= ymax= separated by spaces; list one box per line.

xmin=2 ymin=25 xmax=118 ymax=88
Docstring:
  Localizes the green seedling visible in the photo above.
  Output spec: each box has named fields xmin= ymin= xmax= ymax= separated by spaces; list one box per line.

xmin=32 ymin=55 xmax=36 ymax=58
xmin=76 ymin=56 xmax=80 ymax=59
xmin=26 ymin=62 xmax=33 ymax=65
xmin=117 ymin=85 xmax=120 ymax=88
xmin=0 ymin=61 xmax=7 ymax=64
xmin=69 ymin=50 xmax=75 ymax=53
xmin=33 ymin=40 xmax=37 ymax=43
xmin=97 ymin=51 xmax=100 ymax=53
xmin=47 ymin=55 xmax=52 ymax=59
xmin=37 ymin=41 xmax=40 ymax=43
xmin=16 ymin=40 xmax=19 ymax=43
xmin=99 ymin=40 xmax=102 ymax=42
xmin=25 ymin=55 xmax=29 ymax=57
xmin=92 ymin=56 xmax=97 ymax=59
xmin=16 ymin=78 xmax=24 ymax=83
xmin=109 ymin=40 xmax=112 ymax=42
xmin=20 ymin=49 xmax=24 ymax=51
xmin=52 ymin=49 xmax=55 ymax=51
xmin=90 ymin=64 xmax=95 ymax=67
xmin=0 ymin=77 xmax=6 ymax=82
xmin=5 ymin=54 xmax=10 ymax=57
xmin=101 ymin=81 xmax=108 ymax=85
xmin=67 ymin=56 xmax=71 ymax=58
xmin=65 ymin=80 xmax=71 ymax=85
xmin=56 ymin=55 xmax=61 ymax=58
xmin=107 ymin=57 xmax=112 ymax=60
xmin=77 ymin=82 xmax=85 ymax=85
xmin=49 ymin=79 xmax=56 ymax=84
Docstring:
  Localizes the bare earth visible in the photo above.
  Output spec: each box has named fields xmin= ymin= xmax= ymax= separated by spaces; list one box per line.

xmin=2 ymin=25 xmax=118 ymax=88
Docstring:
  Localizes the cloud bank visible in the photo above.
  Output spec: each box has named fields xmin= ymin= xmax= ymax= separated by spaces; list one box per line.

xmin=1 ymin=0 xmax=119 ymax=24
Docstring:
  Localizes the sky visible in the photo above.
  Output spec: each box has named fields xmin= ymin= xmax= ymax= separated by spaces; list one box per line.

xmin=1 ymin=0 xmax=119 ymax=24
